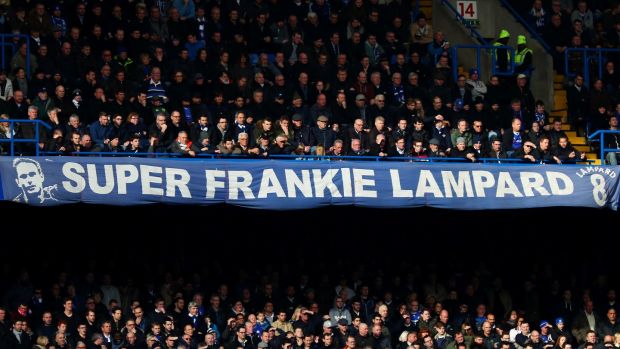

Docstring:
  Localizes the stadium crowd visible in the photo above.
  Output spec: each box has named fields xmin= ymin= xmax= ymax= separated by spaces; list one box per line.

xmin=0 ymin=0 xmax=613 ymax=163
xmin=0 ymin=263 xmax=619 ymax=349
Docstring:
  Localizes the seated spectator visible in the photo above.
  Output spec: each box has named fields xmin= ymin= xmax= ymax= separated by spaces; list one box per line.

xmin=552 ymin=136 xmax=586 ymax=163
xmin=125 ymin=136 xmax=145 ymax=154
xmin=450 ymin=137 xmax=476 ymax=162
xmin=466 ymin=69 xmax=487 ymax=102
xmin=168 ymin=130 xmax=199 ymax=157
xmin=511 ymin=141 xmax=539 ymax=163
xmin=426 ymin=138 xmax=446 ymax=157
xmin=347 ymin=138 xmax=367 ymax=156
xmin=487 ymin=138 xmax=507 ymax=160
xmin=503 ymin=118 xmax=525 ymax=156
xmin=410 ymin=140 xmax=429 ymax=158
xmin=368 ymin=134 xmax=388 ymax=157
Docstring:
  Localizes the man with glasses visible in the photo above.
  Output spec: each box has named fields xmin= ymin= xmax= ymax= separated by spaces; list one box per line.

xmin=471 ymin=120 xmax=489 ymax=156
xmin=369 ymin=93 xmax=390 ymax=125
xmin=227 ymin=326 xmax=253 ymax=349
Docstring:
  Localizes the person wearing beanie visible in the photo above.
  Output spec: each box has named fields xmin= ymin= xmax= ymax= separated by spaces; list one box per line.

xmin=494 ymin=29 xmax=511 ymax=73
xmin=515 ymin=35 xmax=534 ymax=77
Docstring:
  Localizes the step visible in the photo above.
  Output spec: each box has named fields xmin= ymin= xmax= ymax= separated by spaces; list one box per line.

xmin=555 ymin=90 xmax=567 ymax=98
xmin=574 ymin=145 xmax=590 ymax=152
xmin=565 ymin=131 xmax=577 ymax=137
xmin=554 ymin=82 xmax=564 ymax=90
xmin=561 ymin=123 xmax=571 ymax=131
xmin=549 ymin=116 xmax=568 ymax=123
xmin=586 ymin=152 xmax=599 ymax=160
xmin=551 ymin=110 xmax=567 ymax=117
xmin=554 ymin=75 xmax=565 ymax=83
xmin=569 ymin=136 xmax=587 ymax=145
xmin=590 ymin=159 xmax=602 ymax=165
xmin=555 ymin=101 xmax=567 ymax=111
xmin=420 ymin=8 xmax=432 ymax=18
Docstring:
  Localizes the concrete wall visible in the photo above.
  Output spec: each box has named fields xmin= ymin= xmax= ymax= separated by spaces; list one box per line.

xmin=434 ymin=0 xmax=554 ymax=107
xmin=433 ymin=1 xmax=491 ymax=82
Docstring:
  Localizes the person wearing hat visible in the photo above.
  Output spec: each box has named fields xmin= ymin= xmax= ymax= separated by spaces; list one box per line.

xmin=426 ymin=138 xmax=446 ymax=157
xmin=65 ymin=89 xmax=85 ymax=119
xmin=113 ymin=46 xmax=134 ymax=73
xmin=494 ymin=29 xmax=511 ymax=73
xmin=291 ymin=113 xmax=314 ymax=154
xmin=32 ymin=87 xmax=55 ymax=113
xmin=551 ymin=317 xmax=573 ymax=344
xmin=450 ymin=136 xmax=476 ymax=162
xmin=51 ymin=5 xmax=67 ymax=37
xmin=514 ymin=35 xmax=534 ymax=77
xmin=466 ymin=68 xmax=487 ymax=101
xmin=311 ymin=115 xmax=337 ymax=150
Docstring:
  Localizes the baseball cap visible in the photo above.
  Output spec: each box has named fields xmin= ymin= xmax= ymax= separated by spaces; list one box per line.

xmin=292 ymin=113 xmax=303 ymax=121
xmin=72 ymin=88 xmax=81 ymax=97
xmin=356 ymin=94 xmax=366 ymax=101
xmin=454 ymin=98 xmax=464 ymax=110
xmin=317 ymin=115 xmax=328 ymax=122
xmin=456 ymin=137 xmax=466 ymax=144
xmin=555 ymin=318 xmax=564 ymax=325
xmin=469 ymin=68 xmax=479 ymax=75
xmin=38 ymin=87 xmax=47 ymax=94
xmin=195 ymin=73 xmax=204 ymax=80
xmin=429 ymin=138 xmax=441 ymax=145
xmin=337 ymin=319 xmax=348 ymax=326
xmin=260 ymin=133 xmax=270 ymax=140
xmin=258 ymin=343 xmax=269 ymax=348
xmin=517 ymin=73 xmax=527 ymax=79
xmin=540 ymin=320 xmax=551 ymax=328
xmin=323 ymin=320 xmax=333 ymax=328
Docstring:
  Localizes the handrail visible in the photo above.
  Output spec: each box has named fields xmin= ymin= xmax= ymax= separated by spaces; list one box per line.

xmin=497 ymin=0 xmax=552 ymax=55
xmin=588 ymin=130 xmax=620 ymax=163
xmin=14 ymin=152 xmax=594 ymax=164
xmin=440 ymin=0 xmax=488 ymax=45
xmin=451 ymin=44 xmax=515 ymax=81
xmin=564 ymin=47 xmax=620 ymax=87
xmin=0 ymin=34 xmax=32 ymax=78
xmin=0 ymin=119 xmax=52 ymax=156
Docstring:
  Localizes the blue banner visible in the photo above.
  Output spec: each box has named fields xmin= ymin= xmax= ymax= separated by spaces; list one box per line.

xmin=1 ymin=157 xmax=619 ymax=210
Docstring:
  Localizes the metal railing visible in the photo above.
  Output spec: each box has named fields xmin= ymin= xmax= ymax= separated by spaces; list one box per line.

xmin=23 ymin=152 xmax=594 ymax=165
xmin=0 ymin=34 xmax=32 ymax=78
xmin=440 ymin=0 xmax=488 ymax=45
xmin=589 ymin=130 xmax=620 ymax=164
xmin=0 ymin=119 xmax=52 ymax=156
xmin=498 ymin=0 xmax=552 ymax=55
xmin=451 ymin=44 xmax=515 ymax=81
xmin=564 ymin=48 xmax=620 ymax=87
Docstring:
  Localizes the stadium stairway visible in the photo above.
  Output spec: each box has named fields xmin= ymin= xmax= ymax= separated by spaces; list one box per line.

xmin=419 ymin=0 xmax=433 ymax=20
xmin=552 ymin=73 xmax=601 ymax=165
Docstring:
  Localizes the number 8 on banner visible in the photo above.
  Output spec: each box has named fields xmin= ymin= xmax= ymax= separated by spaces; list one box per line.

xmin=591 ymin=174 xmax=607 ymax=207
